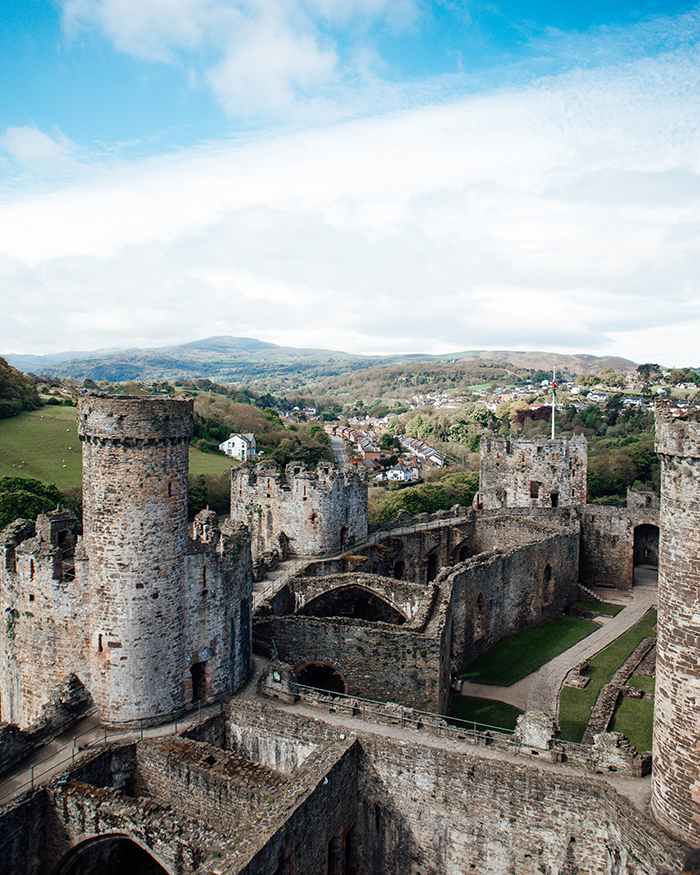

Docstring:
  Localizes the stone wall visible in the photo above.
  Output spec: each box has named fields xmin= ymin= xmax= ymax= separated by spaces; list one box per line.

xmin=355 ymin=730 xmax=683 ymax=875
xmin=446 ymin=531 xmax=580 ymax=671
xmin=477 ymin=434 xmax=588 ymax=509
xmin=231 ymin=461 xmax=368 ymax=563
xmin=0 ymin=512 xmax=89 ymax=728
xmin=651 ymin=407 xmax=700 ymax=846
xmin=255 ymin=614 xmax=446 ymax=712
xmin=580 ymin=506 xmax=659 ymax=591
xmin=299 ymin=507 xmax=579 ymax=587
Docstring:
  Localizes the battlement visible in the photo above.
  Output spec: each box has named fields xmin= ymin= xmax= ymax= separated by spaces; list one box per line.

xmin=232 ymin=461 xmax=368 ymax=563
xmin=77 ymin=394 xmax=194 ymax=443
xmin=655 ymin=404 xmax=700 ymax=459
xmin=477 ymin=434 xmax=587 ymax=509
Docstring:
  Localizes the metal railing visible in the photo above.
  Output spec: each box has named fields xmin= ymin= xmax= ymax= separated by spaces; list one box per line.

xmin=0 ymin=698 xmax=225 ymax=808
xmin=291 ymin=683 xmax=513 ymax=739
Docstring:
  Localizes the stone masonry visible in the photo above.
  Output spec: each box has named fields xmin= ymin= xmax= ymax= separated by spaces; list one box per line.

xmin=476 ymin=435 xmax=588 ymax=509
xmin=651 ymin=406 xmax=700 ymax=845
xmin=231 ymin=460 xmax=369 ymax=568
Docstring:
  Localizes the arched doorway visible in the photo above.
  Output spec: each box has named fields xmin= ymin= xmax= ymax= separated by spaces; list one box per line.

xmin=426 ymin=553 xmax=438 ymax=583
xmin=53 ymin=835 xmax=170 ymax=875
xmin=393 ymin=560 xmax=405 ymax=580
xmin=296 ymin=663 xmax=346 ymax=695
xmin=340 ymin=526 xmax=349 ymax=547
xmin=634 ymin=524 xmax=659 ymax=567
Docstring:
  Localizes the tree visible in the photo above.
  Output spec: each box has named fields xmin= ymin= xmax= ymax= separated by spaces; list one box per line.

xmin=0 ymin=477 xmax=65 ymax=530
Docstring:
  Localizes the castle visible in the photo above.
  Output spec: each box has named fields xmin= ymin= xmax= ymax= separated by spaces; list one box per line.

xmin=0 ymin=398 xmax=697 ymax=874
xmin=0 ymin=395 xmax=252 ymax=730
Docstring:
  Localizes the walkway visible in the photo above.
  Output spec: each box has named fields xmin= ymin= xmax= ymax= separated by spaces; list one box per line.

xmin=0 ymin=699 xmax=227 ymax=807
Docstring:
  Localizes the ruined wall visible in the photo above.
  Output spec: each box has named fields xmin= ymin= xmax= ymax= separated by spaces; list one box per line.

xmin=356 ymin=732 xmax=683 ymax=875
xmin=299 ymin=507 xmax=579 ymax=587
xmin=477 ymin=435 xmax=588 ymax=509
xmin=255 ymin=614 xmax=446 ymax=712
xmin=651 ymin=408 xmax=700 ymax=845
xmin=184 ymin=511 xmax=253 ymax=702
xmin=231 ymin=461 xmax=368 ymax=562
xmin=0 ymin=789 xmax=46 ymax=875
xmin=0 ymin=512 xmax=90 ymax=729
xmin=580 ymin=506 xmax=659 ymax=591
xmin=447 ymin=531 xmax=580 ymax=672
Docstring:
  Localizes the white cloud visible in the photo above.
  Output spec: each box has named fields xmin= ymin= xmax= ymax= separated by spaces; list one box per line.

xmin=59 ymin=0 xmax=420 ymax=116
xmin=0 ymin=126 xmax=77 ymax=166
xmin=2 ymin=36 xmax=700 ymax=364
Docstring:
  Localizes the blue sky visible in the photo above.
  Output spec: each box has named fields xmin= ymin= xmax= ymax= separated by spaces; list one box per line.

xmin=1 ymin=0 xmax=700 ymax=363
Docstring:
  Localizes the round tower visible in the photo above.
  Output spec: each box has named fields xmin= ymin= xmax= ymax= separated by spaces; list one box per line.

xmin=78 ymin=394 xmax=193 ymax=728
xmin=652 ymin=406 xmax=700 ymax=843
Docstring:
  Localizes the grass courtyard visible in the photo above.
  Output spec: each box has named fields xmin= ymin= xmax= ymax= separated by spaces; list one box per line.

xmin=459 ymin=615 xmax=599 ymax=687
xmin=558 ymin=608 xmax=657 ymax=745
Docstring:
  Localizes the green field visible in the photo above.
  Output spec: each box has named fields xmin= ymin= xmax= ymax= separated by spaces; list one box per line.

xmin=459 ymin=615 xmax=599 ymax=686
xmin=450 ymin=695 xmax=523 ymax=732
xmin=578 ymin=600 xmax=623 ymax=617
xmin=0 ymin=405 xmax=238 ymax=491
xmin=558 ymin=608 xmax=657 ymax=743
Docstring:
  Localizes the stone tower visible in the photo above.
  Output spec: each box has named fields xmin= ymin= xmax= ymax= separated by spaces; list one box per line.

xmin=475 ymin=435 xmax=587 ymax=510
xmin=231 ymin=461 xmax=368 ymax=571
xmin=652 ymin=406 xmax=700 ymax=844
xmin=78 ymin=395 xmax=193 ymax=728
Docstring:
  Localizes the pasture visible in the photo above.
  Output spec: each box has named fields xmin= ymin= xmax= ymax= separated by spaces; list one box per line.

xmin=0 ymin=405 xmax=237 ymax=492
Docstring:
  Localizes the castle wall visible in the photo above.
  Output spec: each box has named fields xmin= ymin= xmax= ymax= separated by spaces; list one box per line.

xmin=255 ymin=614 xmax=446 ymax=713
xmin=231 ymin=461 xmax=368 ymax=562
xmin=301 ymin=507 xmax=579 ymax=587
xmin=184 ymin=513 xmax=253 ymax=701
xmin=651 ymin=408 xmax=700 ymax=845
xmin=477 ymin=435 xmax=588 ymax=509
xmin=355 ymin=731 xmax=682 ymax=875
xmin=580 ymin=506 xmax=659 ymax=591
xmin=0 ymin=514 xmax=89 ymax=728
xmin=447 ymin=531 xmax=580 ymax=672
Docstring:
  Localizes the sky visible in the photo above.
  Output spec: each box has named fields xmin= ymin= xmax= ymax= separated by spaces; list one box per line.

xmin=1 ymin=1 xmax=700 ymax=365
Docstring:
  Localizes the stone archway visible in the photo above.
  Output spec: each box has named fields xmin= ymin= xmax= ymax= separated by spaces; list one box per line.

xmin=634 ymin=524 xmax=659 ymax=568
xmin=296 ymin=663 xmax=346 ymax=694
xmin=299 ymin=585 xmax=407 ymax=625
xmin=426 ymin=553 xmax=438 ymax=583
xmin=52 ymin=834 xmax=171 ymax=875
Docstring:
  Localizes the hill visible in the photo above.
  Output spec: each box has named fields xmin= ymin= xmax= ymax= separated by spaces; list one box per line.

xmin=3 ymin=337 xmax=639 ymax=388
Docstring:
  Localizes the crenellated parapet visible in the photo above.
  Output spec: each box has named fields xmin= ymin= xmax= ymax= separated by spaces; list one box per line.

xmin=231 ymin=461 xmax=368 ymax=564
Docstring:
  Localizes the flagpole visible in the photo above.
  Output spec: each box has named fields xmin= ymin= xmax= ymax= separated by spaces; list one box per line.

xmin=551 ymin=367 xmax=556 ymax=440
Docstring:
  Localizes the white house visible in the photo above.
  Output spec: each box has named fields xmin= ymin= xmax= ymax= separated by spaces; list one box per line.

xmin=219 ymin=433 xmax=256 ymax=461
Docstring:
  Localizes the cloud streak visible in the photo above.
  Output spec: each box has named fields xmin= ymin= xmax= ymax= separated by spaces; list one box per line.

xmin=2 ymin=10 xmax=700 ymax=365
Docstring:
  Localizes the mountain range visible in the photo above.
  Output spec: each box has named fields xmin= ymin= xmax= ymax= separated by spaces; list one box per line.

xmin=3 ymin=336 xmax=639 ymax=385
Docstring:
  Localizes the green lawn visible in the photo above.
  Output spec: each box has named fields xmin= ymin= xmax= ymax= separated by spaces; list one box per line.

xmin=459 ymin=616 xmax=599 ymax=686
xmin=0 ymin=405 xmax=81 ymax=490
xmin=578 ymin=600 xmax=623 ymax=617
xmin=0 ymin=405 xmax=237 ymax=490
xmin=189 ymin=448 xmax=239 ymax=478
xmin=450 ymin=695 xmax=523 ymax=732
xmin=558 ymin=608 xmax=657 ymax=742
xmin=610 ymin=696 xmax=654 ymax=753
